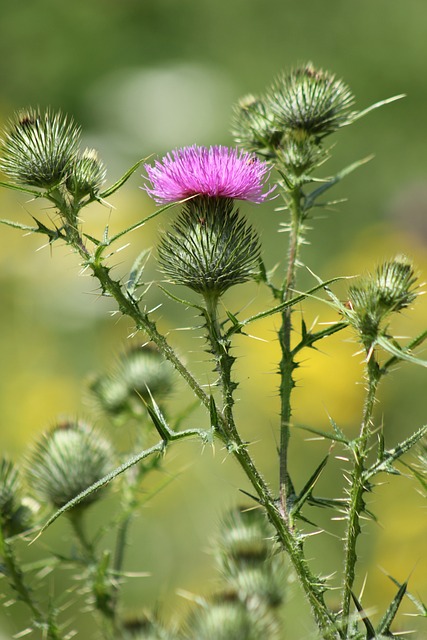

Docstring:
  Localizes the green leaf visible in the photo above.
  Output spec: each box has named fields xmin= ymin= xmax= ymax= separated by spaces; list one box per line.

xmin=126 ymin=248 xmax=151 ymax=296
xmin=106 ymin=200 xmax=177 ymax=246
xmin=376 ymin=335 xmax=427 ymax=368
xmin=99 ymin=158 xmax=145 ymax=199
xmin=291 ymin=455 xmax=329 ymax=517
xmin=304 ymin=155 xmax=373 ymax=211
xmin=209 ymin=395 xmax=220 ymax=432
xmin=225 ymin=276 xmax=347 ymax=338
xmin=0 ymin=180 xmax=44 ymax=198
xmin=382 ymin=328 xmax=427 ymax=372
xmin=386 ymin=573 xmax=427 ymax=617
xmin=293 ymin=423 xmax=350 ymax=445
xmin=376 ymin=579 xmax=407 ymax=635
xmin=351 ymin=94 xmax=405 ymax=123
xmin=365 ymin=425 xmax=427 ymax=480
xmin=157 ymin=284 xmax=204 ymax=312
xmin=293 ymin=321 xmax=348 ymax=355
xmin=351 ymin=591 xmax=376 ymax=639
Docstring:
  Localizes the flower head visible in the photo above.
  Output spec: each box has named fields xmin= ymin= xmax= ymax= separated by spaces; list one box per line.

xmin=143 ymin=145 xmax=273 ymax=204
xmin=0 ymin=107 xmax=81 ymax=188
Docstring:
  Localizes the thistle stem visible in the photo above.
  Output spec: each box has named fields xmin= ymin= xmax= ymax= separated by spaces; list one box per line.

xmin=203 ymin=291 xmax=338 ymax=638
xmin=279 ymin=186 xmax=304 ymax=513
xmin=0 ymin=528 xmax=62 ymax=639
xmin=68 ymin=510 xmax=120 ymax=640
xmin=341 ymin=353 xmax=382 ymax=632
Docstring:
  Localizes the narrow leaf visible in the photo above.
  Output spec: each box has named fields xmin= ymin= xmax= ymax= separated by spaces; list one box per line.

xmin=0 ymin=180 xmax=44 ymax=198
xmin=386 ymin=574 xmax=427 ymax=617
xmin=351 ymin=94 xmax=405 ymax=123
xmin=377 ymin=335 xmax=427 ymax=368
xmin=376 ymin=580 xmax=407 ymax=635
xmin=294 ymin=423 xmax=350 ymax=445
xmin=365 ymin=425 xmax=427 ymax=480
xmin=291 ymin=455 xmax=329 ymax=516
xmin=209 ymin=395 xmax=219 ymax=431
xmin=304 ymin=156 xmax=373 ymax=210
xmin=383 ymin=329 xmax=427 ymax=372
xmin=157 ymin=284 xmax=204 ymax=311
xmin=107 ymin=201 xmax=177 ymax=245
xmin=99 ymin=159 xmax=145 ymax=199
xmin=351 ymin=591 xmax=376 ymax=639
xmin=127 ymin=248 xmax=151 ymax=296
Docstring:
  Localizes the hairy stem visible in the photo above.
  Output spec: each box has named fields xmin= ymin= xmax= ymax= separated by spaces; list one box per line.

xmin=0 ymin=528 xmax=62 ymax=639
xmin=204 ymin=292 xmax=338 ymax=638
xmin=341 ymin=354 xmax=381 ymax=632
xmin=279 ymin=186 xmax=304 ymax=513
xmin=69 ymin=511 xmax=120 ymax=640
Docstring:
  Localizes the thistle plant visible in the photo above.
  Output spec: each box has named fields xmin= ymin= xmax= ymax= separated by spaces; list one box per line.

xmin=0 ymin=64 xmax=426 ymax=639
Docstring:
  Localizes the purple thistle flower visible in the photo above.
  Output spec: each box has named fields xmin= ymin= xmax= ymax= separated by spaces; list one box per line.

xmin=143 ymin=145 xmax=274 ymax=204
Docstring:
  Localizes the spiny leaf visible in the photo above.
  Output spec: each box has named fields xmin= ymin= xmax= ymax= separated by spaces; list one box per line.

xmin=376 ymin=579 xmax=407 ymax=635
xmin=291 ymin=455 xmax=329 ymax=517
xmin=293 ymin=423 xmax=350 ymax=445
xmin=126 ymin=248 xmax=151 ymax=296
xmin=209 ymin=395 xmax=220 ymax=432
xmin=365 ymin=425 xmax=427 ymax=480
xmin=351 ymin=591 xmax=376 ymax=639
xmin=386 ymin=573 xmax=427 ymax=617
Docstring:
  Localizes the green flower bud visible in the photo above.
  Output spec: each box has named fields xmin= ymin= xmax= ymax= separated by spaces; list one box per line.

xmin=66 ymin=148 xmax=106 ymax=199
xmin=89 ymin=344 xmax=174 ymax=417
xmin=158 ymin=198 xmax=261 ymax=300
xmin=187 ymin=600 xmax=260 ymax=640
xmin=231 ymin=94 xmax=280 ymax=157
xmin=0 ymin=458 xmax=35 ymax=537
xmin=123 ymin=615 xmax=177 ymax=639
xmin=0 ymin=108 xmax=81 ymax=188
xmin=346 ymin=257 xmax=418 ymax=344
xmin=215 ymin=507 xmax=285 ymax=610
xmin=26 ymin=421 xmax=114 ymax=510
xmin=267 ymin=63 xmax=354 ymax=139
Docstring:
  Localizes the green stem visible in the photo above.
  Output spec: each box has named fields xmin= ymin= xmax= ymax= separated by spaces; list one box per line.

xmin=0 ymin=527 xmax=62 ymax=639
xmin=68 ymin=511 xmax=120 ymax=640
xmin=279 ymin=186 xmax=304 ymax=513
xmin=341 ymin=354 xmax=381 ymax=633
xmin=203 ymin=292 xmax=338 ymax=639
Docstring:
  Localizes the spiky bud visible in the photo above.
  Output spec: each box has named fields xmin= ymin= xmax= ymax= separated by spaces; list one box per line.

xmin=123 ymin=615 xmax=177 ymax=639
xmin=267 ymin=64 xmax=354 ymax=139
xmin=231 ymin=94 xmax=280 ymax=157
xmin=89 ymin=345 xmax=174 ymax=417
xmin=66 ymin=148 xmax=106 ymax=199
xmin=158 ymin=197 xmax=261 ymax=300
xmin=187 ymin=600 xmax=263 ymax=640
xmin=346 ymin=257 xmax=418 ymax=344
xmin=0 ymin=458 xmax=35 ymax=537
xmin=26 ymin=421 xmax=114 ymax=510
xmin=0 ymin=108 xmax=81 ymax=188
xmin=215 ymin=507 xmax=284 ymax=610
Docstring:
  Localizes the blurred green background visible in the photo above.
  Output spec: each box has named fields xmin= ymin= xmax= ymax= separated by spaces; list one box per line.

xmin=0 ymin=0 xmax=426 ymax=637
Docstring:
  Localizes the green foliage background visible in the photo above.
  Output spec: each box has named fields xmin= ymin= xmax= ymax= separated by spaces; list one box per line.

xmin=0 ymin=1 xmax=426 ymax=637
